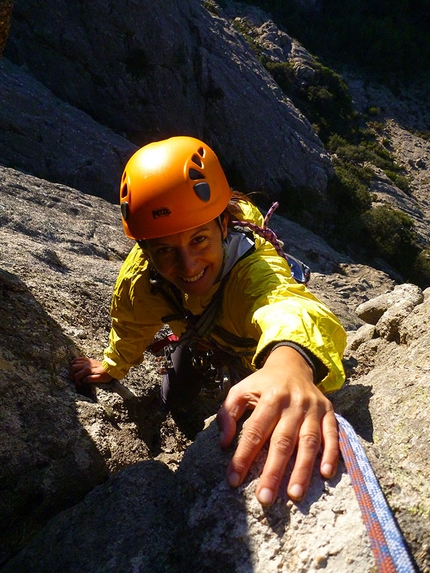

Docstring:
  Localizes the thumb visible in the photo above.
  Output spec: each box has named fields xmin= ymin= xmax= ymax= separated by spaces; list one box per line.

xmin=216 ymin=403 xmax=238 ymax=448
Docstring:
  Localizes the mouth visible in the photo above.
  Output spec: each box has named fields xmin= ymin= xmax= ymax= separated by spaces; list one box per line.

xmin=181 ymin=268 xmax=205 ymax=283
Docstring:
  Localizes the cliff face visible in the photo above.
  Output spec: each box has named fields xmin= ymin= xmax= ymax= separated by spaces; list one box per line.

xmin=3 ymin=0 xmax=429 ymax=260
xmin=1 ymin=1 xmax=430 ymax=571
xmin=1 ymin=0 xmax=332 ymax=199
xmin=1 ymin=165 xmax=429 ymax=572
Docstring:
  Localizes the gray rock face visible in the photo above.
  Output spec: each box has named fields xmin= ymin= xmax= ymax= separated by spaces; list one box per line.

xmin=2 ymin=0 xmax=332 ymax=197
xmin=2 ymin=421 xmax=374 ymax=573
xmin=0 ymin=58 xmax=136 ymax=202
xmin=339 ymin=288 xmax=430 ymax=571
xmin=1 ymin=165 xmax=429 ymax=572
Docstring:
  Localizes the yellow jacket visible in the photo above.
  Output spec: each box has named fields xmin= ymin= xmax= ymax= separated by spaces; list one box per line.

xmin=102 ymin=202 xmax=346 ymax=393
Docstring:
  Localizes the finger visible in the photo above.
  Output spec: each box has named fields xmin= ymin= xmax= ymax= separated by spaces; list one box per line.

xmin=70 ymin=363 xmax=92 ymax=382
xmin=216 ymin=384 xmax=258 ymax=448
xmin=287 ymin=416 xmax=322 ymax=501
xmin=255 ymin=412 xmax=300 ymax=506
xmin=70 ymin=358 xmax=89 ymax=375
xmin=71 ymin=357 xmax=88 ymax=367
xmin=226 ymin=397 xmax=279 ymax=488
xmin=83 ymin=374 xmax=108 ymax=384
xmin=216 ymin=405 xmax=238 ymax=449
xmin=70 ymin=366 xmax=83 ymax=379
xmin=320 ymin=409 xmax=339 ymax=479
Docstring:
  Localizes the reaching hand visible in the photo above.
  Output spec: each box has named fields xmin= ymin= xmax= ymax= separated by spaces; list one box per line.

xmin=70 ymin=357 xmax=113 ymax=385
xmin=216 ymin=345 xmax=338 ymax=506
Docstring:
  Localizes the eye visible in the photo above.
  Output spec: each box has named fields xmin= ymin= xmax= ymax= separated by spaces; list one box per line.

xmin=192 ymin=235 xmax=206 ymax=245
xmin=154 ymin=246 xmax=173 ymax=256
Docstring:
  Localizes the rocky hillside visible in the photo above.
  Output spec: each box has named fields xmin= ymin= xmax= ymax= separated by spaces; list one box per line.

xmin=1 ymin=0 xmax=332 ymax=200
xmin=2 ymin=0 xmax=429 ymax=286
xmin=1 ymin=165 xmax=429 ymax=572
xmin=1 ymin=135 xmax=429 ymax=572
xmin=1 ymin=0 xmax=430 ymax=571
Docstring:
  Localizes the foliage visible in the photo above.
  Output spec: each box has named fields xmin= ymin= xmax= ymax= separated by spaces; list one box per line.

xmin=384 ymin=171 xmax=412 ymax=194
xmin=360 ymin=206 xmax=423 ymax=277
xmin=327 ymin=159 xmax=372 ymax=214
xmin=361 ymin=207 xmax=417 ymax=259
xmin=232 ymin=18 xmax=265 ymax=60
xmin=204 ymin=1 xmax=220 ymax=16
xmin=412 ymin=249 xmax=430 ymax=287
xmin=232 ymin=3 xmax=429 ymax=285
xmin=325 ymin=142 xmax=422 ymax=282
xmin=265 ymin=60 xmax=357 ymax=142
xmin=262 ymin=60 xmax=422 ymax=281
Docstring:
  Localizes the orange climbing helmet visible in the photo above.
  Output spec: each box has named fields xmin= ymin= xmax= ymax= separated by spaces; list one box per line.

xmin=119 ymin=136 xmax=232 ymax=240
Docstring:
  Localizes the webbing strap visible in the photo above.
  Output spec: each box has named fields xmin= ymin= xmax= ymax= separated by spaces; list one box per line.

xmin=336 ymin=414 xmax=416 ymax=573
xmin=232 ymin=202 xmax=311 ymax=284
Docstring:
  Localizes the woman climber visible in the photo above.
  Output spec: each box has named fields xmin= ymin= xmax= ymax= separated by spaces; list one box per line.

xmin=70 ymin=135 xmax=346 ymax=506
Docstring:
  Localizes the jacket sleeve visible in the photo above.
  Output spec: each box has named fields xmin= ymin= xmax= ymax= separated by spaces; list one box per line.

xmin=101 ymin=245 xmax=171 ymax=380
xmin=251 ymin=292 xmax=347 ymax=393
xmin=223 ymin=241 xmax=347 ymax=394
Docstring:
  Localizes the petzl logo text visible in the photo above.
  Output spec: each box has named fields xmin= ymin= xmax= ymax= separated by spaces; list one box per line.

xmin=152 ymin=207 xmax=172 ymax=219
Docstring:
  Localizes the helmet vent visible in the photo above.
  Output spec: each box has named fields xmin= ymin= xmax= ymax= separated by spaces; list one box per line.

xmin=189 ymin=168 xmax=205 ymax=181
xmin=120 ymin=182 xmax=128 ymax=199
xmin=193 ymin=182 xmax=211 ymax=202
xmin=121 ymin=201 xmax=129 ymax=220
xmin=191 ymin=153 xmax=203 ymax=167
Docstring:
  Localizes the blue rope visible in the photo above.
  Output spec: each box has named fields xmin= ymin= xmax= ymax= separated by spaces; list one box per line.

xmin=336 ymin=414 xmax=416 ymax=572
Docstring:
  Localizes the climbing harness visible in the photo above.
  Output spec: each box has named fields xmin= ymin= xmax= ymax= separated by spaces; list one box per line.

xmin=147 ymin=266 xmax=255 ymax=397
xmin=232 ymin=201 xmax=311 ymax=284
xmin=336 ymin=414 xmax=416 ymax=573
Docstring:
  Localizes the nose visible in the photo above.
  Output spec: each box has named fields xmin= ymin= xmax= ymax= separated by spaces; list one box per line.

xmin=176 ymin=248 xmax=199 ymax=276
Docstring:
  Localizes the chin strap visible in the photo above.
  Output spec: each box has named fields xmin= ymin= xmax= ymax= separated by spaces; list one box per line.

xmin=336 ymin=414 xmax=416 ymax=573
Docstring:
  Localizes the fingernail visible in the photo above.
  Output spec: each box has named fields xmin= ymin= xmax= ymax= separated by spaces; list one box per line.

xmin=289 ymin=484 xmax=304 ymax=500
xmin=228 ymin=471 xmax=240 ymax=487
xmin=322 ymin=463 xmax=334 ymax=477
xmin=258 ymin=488 xmax=274 ymax=506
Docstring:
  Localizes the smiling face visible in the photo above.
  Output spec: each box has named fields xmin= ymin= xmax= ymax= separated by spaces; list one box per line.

xmin=145 ymin=216 xmax=228 ymax=296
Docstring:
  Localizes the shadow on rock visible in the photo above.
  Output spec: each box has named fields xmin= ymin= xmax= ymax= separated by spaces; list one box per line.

xmin=0 ymin=268 xmax=109 ymax=566
xmin=1 ymin=414 xmax=375 ymax=573
xmin=331 ymin=382 xmax=374 ymax=443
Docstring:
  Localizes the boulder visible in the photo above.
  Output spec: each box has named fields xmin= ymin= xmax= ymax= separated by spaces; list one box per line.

xmin=355 ymin=283 xmax=424 ymax=326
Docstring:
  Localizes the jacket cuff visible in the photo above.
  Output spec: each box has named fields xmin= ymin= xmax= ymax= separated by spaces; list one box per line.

xmin=265 ymin=341 xmax=328 ymax=384
xmin=101 ymin=359 xmax=127 ymax=381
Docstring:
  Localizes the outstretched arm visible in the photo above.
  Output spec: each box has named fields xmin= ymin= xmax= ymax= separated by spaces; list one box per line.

xmin=216 ymin=345 xmax=338 ymax=506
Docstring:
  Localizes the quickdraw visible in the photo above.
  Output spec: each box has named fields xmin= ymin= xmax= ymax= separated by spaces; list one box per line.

xmin=336 ymin=414 xmax=417 ymax=573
